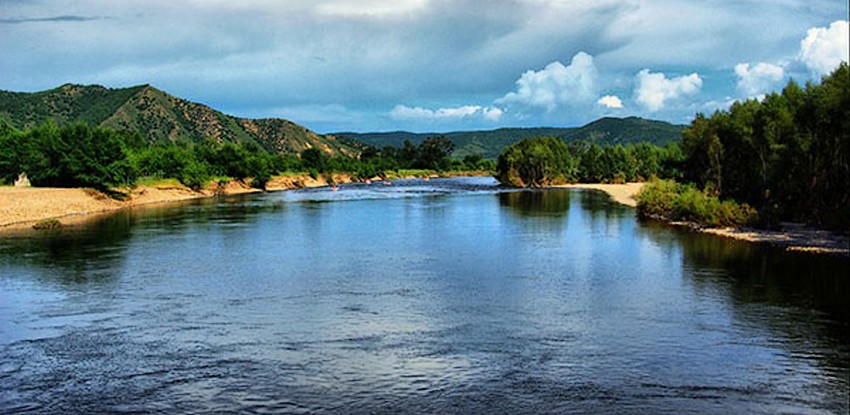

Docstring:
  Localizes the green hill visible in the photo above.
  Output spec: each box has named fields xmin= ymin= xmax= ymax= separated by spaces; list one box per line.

xmin=336 ymin=117 xmax=684 ymax=159
xmin=0 ymin=84 xmax=357 ymax=157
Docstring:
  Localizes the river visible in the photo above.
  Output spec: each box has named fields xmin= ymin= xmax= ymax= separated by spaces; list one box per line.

xmin=1 ymin=177 xmax=847 ymax=414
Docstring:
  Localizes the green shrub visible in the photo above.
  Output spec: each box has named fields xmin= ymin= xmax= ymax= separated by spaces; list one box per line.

xmin=32 ymin=218 xmax=62 ymax=230
xmin=179 ymin=160 xmax=210 ymax=191
xmin=637 ymin=179 xmax=757 ymax=227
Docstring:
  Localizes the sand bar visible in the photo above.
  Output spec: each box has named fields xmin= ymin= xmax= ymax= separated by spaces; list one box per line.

xmin=553 ymin=182 xmax=645 ymax=207
xmin=0 ymin=174 xmax=349 ymax=231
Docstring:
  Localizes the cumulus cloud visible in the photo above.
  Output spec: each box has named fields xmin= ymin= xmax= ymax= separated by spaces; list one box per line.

xmin=597 ymin=95 xmax=623 ymax=109
xmin=390 ymin=104 xmax=503 ymax=122
xmin=734 ymin=62 xmax=785 ymax=97
xmin=497 ymin=51 xmax=598 ymax=112
xmin=799 ymin=20 xmax=849 ymax=75
xmin=1 ymin=0 xmax=847 ymax=131
xmin=634 ymin=69 xmax=702 ymax=112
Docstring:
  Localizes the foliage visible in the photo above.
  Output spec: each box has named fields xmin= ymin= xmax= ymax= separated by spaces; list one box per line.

xmin=179 ymin=159 xmax=210 ymax=191
xmin=300 ymin=148 xmax=328 ymax=172
xmin=496 ymin=137 xmax=577 ymax=186
xmin=0 ymin=83 xmax=358 ymax=158
xmin=0 ymin=121 xmax=136 ymax=191
xmin=338 ymin=116 xmax=684 ymax=160
xmin=32 ymin=218 xmax=63 ymax=230
xmin=681 ymin=63 xmax=849 ymax=230
xmin=418 ymin=136 xmax=454 ymax=171
xmin=496 ymin=137 xmax=681 ymax=187
xmin=637 ymin=179 xmax=758 ymax=227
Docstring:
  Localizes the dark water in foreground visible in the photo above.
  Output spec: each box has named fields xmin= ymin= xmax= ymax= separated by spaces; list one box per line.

xmin=1 ymin=177 xmax=848 ymax=414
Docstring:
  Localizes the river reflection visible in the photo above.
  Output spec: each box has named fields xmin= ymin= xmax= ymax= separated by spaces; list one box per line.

xmin=0 ymin=178 xmax=847 ymax=414
xmin=499 ymin=189 xmax=571 ymax=217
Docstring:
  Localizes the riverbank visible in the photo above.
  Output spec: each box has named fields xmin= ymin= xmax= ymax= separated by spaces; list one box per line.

xmin=699 ymin=224 xmax=849 ymax=257
xmin=0 ymin=173 xmax=354 ymax=231
xmin=554 ymin=182 xmax=848 ymax=257
xmin=554 ymin=182 xmax=645 ymax=207
xmin=5 ymin=178 xmax=847 ymax=257
xmin=0 ymin=171 xmax=492 ymax=231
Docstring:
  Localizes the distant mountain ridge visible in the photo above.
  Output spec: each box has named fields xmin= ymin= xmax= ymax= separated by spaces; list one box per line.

xmin=0 ymin=84 xmax=357 ymax=157
xmin=336 ymin=117 xmax=685 ymax=159
xmin=0 ymin=84 xmax=685 ymax=160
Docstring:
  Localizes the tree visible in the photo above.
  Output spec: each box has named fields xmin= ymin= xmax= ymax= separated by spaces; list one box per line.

xmin=496 ymin=137 xmax=575 ymax=187
xmin=23 ymin=122 xmax=135 ymax=191
xmin=297 ymin=148 xmax=327 ymax=174
xmin=418 ymin=135 xmax=454 ymax=171
xmin=462 ymin=154 xmax=484 ymax=170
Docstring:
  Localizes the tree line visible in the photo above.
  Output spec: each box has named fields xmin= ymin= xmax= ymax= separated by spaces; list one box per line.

xmin=680 ymin=62 xmax=848 ymax=230
xmin=496 ymin=63 xmax=848 ymax=232
xmin=496 ymin=136 xmax=682 ymax=187
xmin=0 ymin=122 xmax=479 ymax=192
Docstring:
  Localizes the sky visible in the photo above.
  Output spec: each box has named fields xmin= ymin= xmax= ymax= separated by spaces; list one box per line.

xmin=1 ymin=1 xmax=847 ymax=133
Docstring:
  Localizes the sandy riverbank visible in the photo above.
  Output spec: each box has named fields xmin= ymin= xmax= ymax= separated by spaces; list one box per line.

xmin=0 ymin=173 xmax=352 ymax=231
xmin=0 ymin=171 xmax=483 ymax=230
xmin=554 ymin=182 xmax=645 ymax=207
xmin=4 ymin=178 xmax=847 ymax=257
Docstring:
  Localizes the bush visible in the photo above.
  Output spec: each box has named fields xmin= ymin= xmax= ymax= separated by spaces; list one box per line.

xmin=637 ymin=179 xmax=757 ymax=227
xmin=33 ymin=218 xmax=62 ymax=230
xmin=179 ymin=160 xmax=210 ymax=191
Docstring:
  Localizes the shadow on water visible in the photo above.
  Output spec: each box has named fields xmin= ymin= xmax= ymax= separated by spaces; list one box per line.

xmin=639 ymin=218 xmax=850 ymax=320
xmin=0 ymin=193 xmax=283 ymax=287
xmin=637 ymin=217 xmax=850 ymax=371
xmin=0 ymin=212 xmax=133 ymax=286
xmin=498 ymin=189 xmax=571 ymax=217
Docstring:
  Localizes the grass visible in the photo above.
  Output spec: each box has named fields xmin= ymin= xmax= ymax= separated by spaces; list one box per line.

xmin=273 ymin=171 xmax=310 ymax=177
xmin=392 ymin=169 xmax=436 ymax=177
xmin=135 ymin=176 xmax=184 ymax=188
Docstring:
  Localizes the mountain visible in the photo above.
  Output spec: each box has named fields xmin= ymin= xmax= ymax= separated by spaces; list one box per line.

xmin=0 ymin=84 xmax=357 ymax=157
xmin=0 ymin=84 xmax=685 ymax=160
xmin=336 ymin=117 xmax=685 ymax=159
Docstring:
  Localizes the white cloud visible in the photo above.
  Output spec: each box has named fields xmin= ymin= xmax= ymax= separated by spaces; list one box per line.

xmin=799 ymin=20 xmax=849 ymax=75
xmin=734 ymin=62 xmax=785 ymax=97
xmin=597 ymin=95 xmax=623 ymax=109
xmin=316 ymin=0 xmax=428 ymax=17
xmin=389 ymin=104 xmax=503 ymax=121
xmin=1 ymin=0 xmax=847 ymax=132
xmin=634 ymin=69 xmax=702 ymax=112
xmin=497 ymin=51 xmax=598 ymax=112
xmin=482 ymin=106 xmax=504 ymax=121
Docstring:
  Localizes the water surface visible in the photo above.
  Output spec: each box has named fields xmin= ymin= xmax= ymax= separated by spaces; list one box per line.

xmin=1 ymin=177 xmax=847 ymax=414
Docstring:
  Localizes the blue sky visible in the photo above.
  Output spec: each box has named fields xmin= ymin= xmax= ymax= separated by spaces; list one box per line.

xmin=1 ymin=0 xmax=847 ymax=133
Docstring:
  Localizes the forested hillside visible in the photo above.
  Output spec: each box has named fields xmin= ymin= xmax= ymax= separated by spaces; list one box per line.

xmin=0 ymin=84 xmax=356 ymax=157
xmin=337 ymin=117 xmax=684 ymax=159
